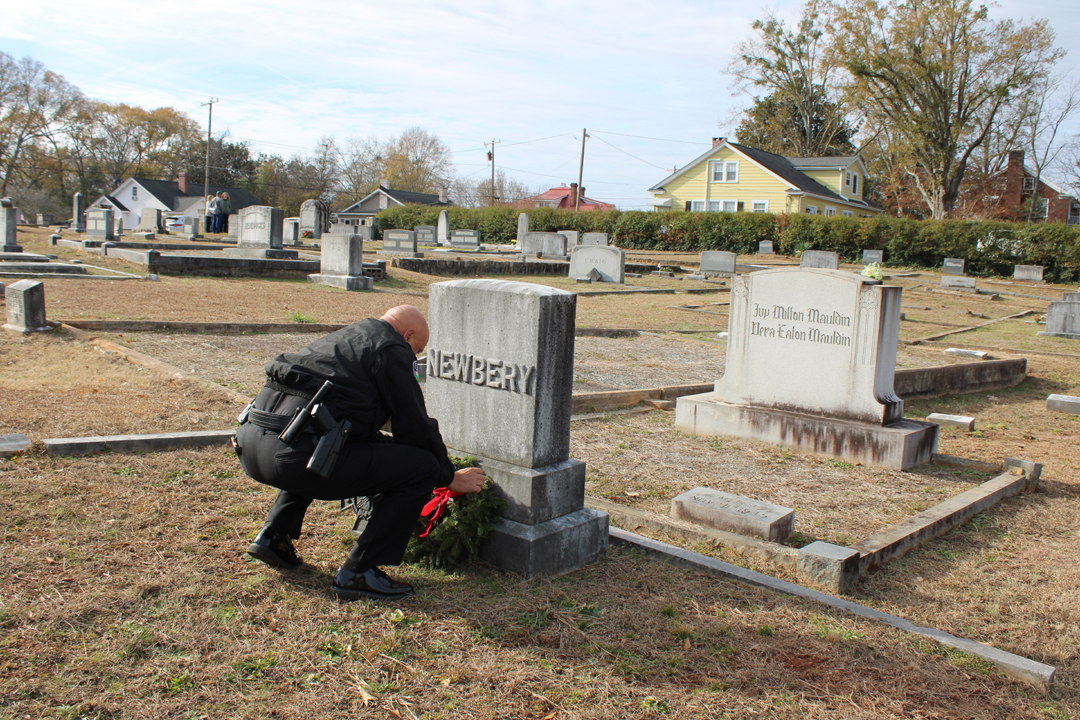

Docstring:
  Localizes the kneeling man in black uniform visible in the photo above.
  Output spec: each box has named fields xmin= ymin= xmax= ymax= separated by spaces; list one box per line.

xmin=234 ymin=304 xmax=485 ymax=601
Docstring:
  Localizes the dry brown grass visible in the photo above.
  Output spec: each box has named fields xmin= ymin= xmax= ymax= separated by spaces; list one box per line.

xmin=2 ymin=225 xmax=1079 ymax=717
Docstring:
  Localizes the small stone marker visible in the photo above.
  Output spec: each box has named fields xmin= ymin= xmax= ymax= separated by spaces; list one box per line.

xmin=945 ymin=348 xmax=988 ymax=359
xmin=671 ymin=488 xmax=794 ymax=542
xmin=86 ymin=208 xmax=114 ymax=239
xmin=36 ymin=213 xmax=52 ymax=226
xmin=862 ymin=249 xmax=884 ymax=265
xmin=516 ymin=213 xmax=529 ymax=241
xmin=559 ymin=230 xmax=580 ymax=247
xmin=0 ymin=204 xmax=21 ymax=252
xmin=3 ymin=279 xmax=49 ymax=333
xmin=72 ymin=192 xmax=86 ymax=232
xmin=226 ymin=213 xmax=239 ymax=239
xmin=1046 ymin=394 xmax=1080 ymax=414
xmin=926 ymin=413 xmax=976 ymax=431
xmin=758 ymin=240 xmax=773 ymax=254
xmin=425 ymin=279 xmax=608 ymax=577
xmin=700 ymin=251 xmax=736 ymax=277
xmin=0 ymin=434 xmax=30 ymax=458
xmin=675 ymin=267 xmax=937 ymax=469
xmin=686 ymin=273 xmax=706 ymax=281
xmin=1038 ymin=299 xmax=1080 ymax=339
xmin=182 ymin=216 xmax=201 ymax=239
xmin=797 ymin=542 xmax=860 ymax=594
xmin=942 ymin=258 xmax=965 ymax=275
xmin=283 ymin=218 xmax=300 ymax=245
xmin=450 ymin=229 xmax=480 ymax=249
xmin=568 ymin=245 xmax=624 ymax=283
xmin=586 ymin=267 xmax=602 ymax=282
xmin=307 ymin=233 xmax=373 ymax=291
xmin=436 ymin=209 xmax=450 ymax=246
xmin=940 ymin=275 xmax=977 ymax=291
xmin=521 ymin=232 xmax=567 ymax=258
xmin=415 ymin=225 xmax=437 ymax=246
xmin=582 ymin=232 xmax=609 ymax=247
xmin=380 ymin=229 xmax=422 ymax=257
xmin=800 ymin=250 xmax=839 ymax=270
xmin=1014 ymin=265 xmax=1044 ymax=282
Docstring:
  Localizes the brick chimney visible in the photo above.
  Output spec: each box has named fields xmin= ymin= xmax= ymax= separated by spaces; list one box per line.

xmin=177 ymin=171 xmax=189 ymax=194
xmin=380 ymin=177 xmax=389 ymax=189
xmin=569 ymin=182 xmax=579 ymax=208
xmin=712 ymin=137 xmax=726 ymax=147
xmin=1004 ymin=149 xmax=1026 ymax=206
xmin=439 ymin=187 xmax=448 ymax=203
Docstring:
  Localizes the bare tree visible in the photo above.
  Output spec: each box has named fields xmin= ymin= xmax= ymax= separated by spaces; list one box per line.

xmin=1018 ymin=74 xmax=1080 ymax=221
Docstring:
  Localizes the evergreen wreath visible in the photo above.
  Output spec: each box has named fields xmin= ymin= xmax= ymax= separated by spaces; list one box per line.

xmin=403 ymin=456 xmax=506 ymax=570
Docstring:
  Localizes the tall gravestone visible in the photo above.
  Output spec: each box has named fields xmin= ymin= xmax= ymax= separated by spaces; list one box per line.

xmin=425 ymin=279 xmax=608 ymax=576
xmin=3 ymin=280 xmax=49 ymax=334
xmin=517 ymin=213 xmax=529 ymax=241
xmin=521 ymin=232 xmax=567 ymax=258
xmin=223 ymin=206 xmax=296 ymax=259
xmin=700 ymin=251 xmax=736 ymax=277
xmin=800 ymin=250 xmax=839 ymax=270
xmin=0 ymin=204 xmax=21 ymax=252
xmin=437 ymin=210 xmax=450 ymax=246
xmin=307 ymin=234 xmax=372 ymax=291
xmin=675 ymin=268 xmax=937 ymax=469
xmin=138 ymin=208 xmax=161 ymax=233
xmin=380 ymin=229 xmax=422 ymax=257
xmin=72 ymin=192 xmax=86 ymax=232
xmin=86 ymin=209 xmax=114 ymax=239
xmin=569 ymin=245 xmax=624 ymax=283
xmin=1038 ymin=299 xmax=1080 ymax=339
xmin=299 ymin=199 xmax=330 ymax=240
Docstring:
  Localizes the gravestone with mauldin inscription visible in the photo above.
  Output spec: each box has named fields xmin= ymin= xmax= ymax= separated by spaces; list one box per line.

xmin=379 ymin=229 xmax=422 ymax=257
xmin=3 ymin=280 xmax=49 ymax=334
xmin=569 ymin=245 xmax=624 ymax=283
xmin=672 ymin=487 xmax=794 ymax=542
xmin=675 ymin=268 xmax=937 ymax=469
xmin=425 ymin=279 xmax=608 ymax=577
xmin=224 ymin=206 xmax=296 ymax=259
xmin=800 ymin=250 xmax=839 ymax=270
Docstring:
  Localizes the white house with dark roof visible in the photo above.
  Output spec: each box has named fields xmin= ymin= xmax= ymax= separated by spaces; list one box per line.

xmin=331 ymin=184 xmax=450 ymax=229
xmin=90 ymin=172 xmax=260 ymax=230
xmin=648 ymin=139 xmax=881 ymax=218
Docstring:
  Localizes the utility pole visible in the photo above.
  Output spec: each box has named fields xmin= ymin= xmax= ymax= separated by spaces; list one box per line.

xmin=485 ymin=139 xmax=500 ymax=207
xmin=201 ymin=98 xmax=219 ymax=200
xmin=576 ymin=128 xmax=589 ymax=211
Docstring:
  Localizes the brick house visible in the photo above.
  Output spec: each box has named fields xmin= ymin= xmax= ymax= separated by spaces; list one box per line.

xmin=978 ymin=150 xmax=1080 ymax=224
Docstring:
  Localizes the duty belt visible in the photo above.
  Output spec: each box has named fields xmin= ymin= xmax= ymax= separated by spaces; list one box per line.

xmin=244 ymin=407 xmax=316 ymax=434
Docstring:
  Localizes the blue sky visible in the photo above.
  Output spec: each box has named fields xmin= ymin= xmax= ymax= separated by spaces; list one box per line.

xmin=4 ymin=0 xmax=1078 ymax=208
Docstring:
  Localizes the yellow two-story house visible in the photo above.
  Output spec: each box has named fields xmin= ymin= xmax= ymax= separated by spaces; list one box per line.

xmin=648 ymin=138 xmax=881 ymax=218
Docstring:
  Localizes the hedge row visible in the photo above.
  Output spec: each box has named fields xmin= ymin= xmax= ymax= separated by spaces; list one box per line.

xmin=376 ymin=206 xmax=1080 ymax=282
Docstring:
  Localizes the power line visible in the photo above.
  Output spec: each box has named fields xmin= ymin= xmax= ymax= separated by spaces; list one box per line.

xmin=590 ymin=130 xmax=712 ymax=146
xmin=590 ymin=135 xmax=670 ymax=171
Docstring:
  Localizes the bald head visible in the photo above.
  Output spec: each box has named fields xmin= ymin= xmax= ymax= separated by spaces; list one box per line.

xmin=381 ymin=304 xmax=429 ymax=354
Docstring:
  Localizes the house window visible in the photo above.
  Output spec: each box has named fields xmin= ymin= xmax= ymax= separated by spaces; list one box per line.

xmin=688 ymin=200 xmax=706 ymax=211
xmin=722 ymin=200 xmax=738 ymax=213
xmin=845 ymin=171 xmax=851 ymax=188
xmin=805 ymin=206 xmax=818 ymax=215
xmin=708 ymin=201 xmax=721 ymax=212
xmin=752 ymin=200 xmax=768 ymax=213
xmin=131 ymin=187 xmax=137 ymax=201
xmin=851 ymin=174 xmax=859 ymax=194
xmin=824 ymin=207 xmax=836 ymax=216
xmin=1034 ymin=197 xmax=1049 ymax=218
xmin=1023 ymin=177 xmax=1035 ymax=191
xmin=711 ymin=160 xmax=739 ymax=183
xmin=842 ymin=210 xmax=853 ymax=217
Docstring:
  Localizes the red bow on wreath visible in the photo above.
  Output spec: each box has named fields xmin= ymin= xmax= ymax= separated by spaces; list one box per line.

xmin=418 ymin=486 xmax=464 ymax=538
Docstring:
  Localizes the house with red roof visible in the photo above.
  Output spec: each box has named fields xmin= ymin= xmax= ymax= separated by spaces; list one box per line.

xmin=519 ymin=183 xmax=614 ymax=211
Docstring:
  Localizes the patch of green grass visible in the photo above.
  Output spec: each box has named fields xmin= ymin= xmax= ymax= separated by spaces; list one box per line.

xmin=641 ymin=695 xmax=670 ymax=714
xmin=288 ymin=310 xmax=317 ymax=323
xmin=660 ymin=605 xmax=678 ymax=618
xmin=232 ymin=654 xmax=278 ymax=679
xmin=518 ymin=608 xmax=552 ymax=629
xmin=757 ymin=625 xmax=774 ymax=637
xmin=164 ymin=672 xmax=195 ymax=694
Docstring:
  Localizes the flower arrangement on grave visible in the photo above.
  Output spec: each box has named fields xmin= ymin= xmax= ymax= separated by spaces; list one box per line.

xmin=861 ymin=262 xmax=884 ymax=281
xmin=404 ymin=455 xmax=506 ymax=570
xmin=302 ymin=230 xmax=313 ymax=239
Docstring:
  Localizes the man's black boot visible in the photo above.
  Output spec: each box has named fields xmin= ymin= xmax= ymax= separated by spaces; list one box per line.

xmin=333 ymin=566 xmax=415 ymax=601
xmin=246 ymin=527 xmax=301 ymax=569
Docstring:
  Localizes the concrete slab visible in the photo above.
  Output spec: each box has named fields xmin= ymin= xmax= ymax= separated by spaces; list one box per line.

xmin=1047 ymin=394 xmax=1080 ymax=414
xmin=479 ymin=508 xmax=608 ymax=578
xmin=609 ymin=527 xmax=1056 ymax=691
xmin=945 ymin=347 xmax=988 ymax=359
xmin=0 ymin=434 xmax=31 ymax=457
xmin=43 ymin=430 xmax=235 ymax=456
xmin=926 ymin=413 xmax=976 ymax=430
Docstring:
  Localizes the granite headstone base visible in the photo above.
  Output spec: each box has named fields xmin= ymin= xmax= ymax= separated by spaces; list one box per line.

xmin=479 ymin=508 xmax=609 ymax=578
xmin=475 ymin=456 xmax=586 ymax=525
xmin=674 ymin=393 xmax=938 ymax=470
xmin=223 ymin=247 xmax=299 ymax=259
xmin=306 ymin=272 xmax=374 ymax=291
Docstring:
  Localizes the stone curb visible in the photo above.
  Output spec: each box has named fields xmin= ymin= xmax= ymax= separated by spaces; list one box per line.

xmin=43 ymin=430 xmax=236 ymax=457
xmin=609 ymin=527 xmax=1056 ymax=691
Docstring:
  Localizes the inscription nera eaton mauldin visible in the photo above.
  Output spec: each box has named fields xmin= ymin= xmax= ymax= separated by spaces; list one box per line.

xmin=427 ymin=349 xmax=536 ymax=395
xmin=750 ymin=303 xmax=853 ymax=346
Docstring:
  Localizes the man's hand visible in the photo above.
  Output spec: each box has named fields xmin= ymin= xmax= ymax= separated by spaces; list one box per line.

xmin=448 ymin=467 xmax=485 ymax=494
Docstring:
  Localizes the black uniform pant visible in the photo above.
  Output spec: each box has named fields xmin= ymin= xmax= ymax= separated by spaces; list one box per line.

xmin=236 ymin=416 xmax=440 ymax=571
